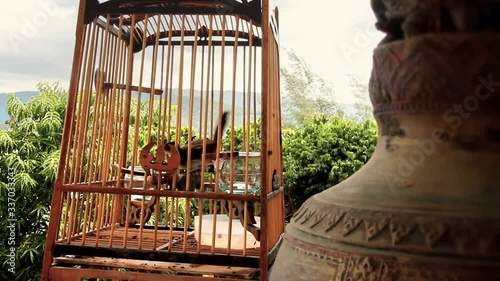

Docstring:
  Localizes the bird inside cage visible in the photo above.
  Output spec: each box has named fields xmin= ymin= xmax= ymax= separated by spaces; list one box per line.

xmin=137 ymin=110 xmax=230 ymax=192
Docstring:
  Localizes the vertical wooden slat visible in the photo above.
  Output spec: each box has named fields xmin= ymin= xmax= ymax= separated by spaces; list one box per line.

xmin=109 ymin=15 xmax=126 ymax=245
xmin=135 ymin=13 xmax=150 ymax=250
xmin=164 ymin=14 xmax=176 ymax=251
xmin=270 ymin=50 xmax=277 ymax=240
xmin=253 ymin=45 xmax=258 ymax=152
xmin=201 ymin=18 xmax=215 ymax=249
xmin=95 ymin=16 xmax=113 ymax=245
xmin=65 ymin=23 xmax=91 ymax=240
xmin=274 ymin=7 xmax=286 ymax=237
xmin=226 ymin=15 xmax=240 ymax=254
xmin=121 ymin=14 xmax=138 ymax=247
xmin=176 ymin=14 xmax=190 ymax=252
xmin=151 ymin=14 xmax=162 ymax=250
xmin=41 ymin=0 xmax=88 ymax=279
xmin=82 ymin=23 xmax=101 ymax=185
xmin=260 ymin=0 xmax=270 ymax=278
xmin=175 ymin=15 xmax=186 ymax=146
xmin=242 ymin=21 xmax=251 ymax=258
xmin=183 ymin=13 xmax=199 ymax=251
xmin=185 ymin=14 xmax=199 ymax=199
xmin=211 ymin=14 xmax=227 ymax=254
xmin=79 ymin=22 xmax=101 ymax=243
xmin=101 ymin=18 xmax=118 ymax=228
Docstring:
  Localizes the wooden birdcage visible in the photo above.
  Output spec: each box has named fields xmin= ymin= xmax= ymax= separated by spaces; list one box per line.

xmin=41 ymin=0 xmax=284 ymax=280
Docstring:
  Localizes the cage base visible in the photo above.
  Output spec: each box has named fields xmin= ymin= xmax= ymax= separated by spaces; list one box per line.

xmin=49 ymin=265 xmax=257 ymax=281
xmin=52 ymin=256 xmax=259 ymax=279
xmin=56 ymin=225 xmax=261 ymax=255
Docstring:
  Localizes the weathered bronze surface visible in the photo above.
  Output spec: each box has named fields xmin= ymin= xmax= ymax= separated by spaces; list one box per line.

xmin=269 ymin=2 xmax=500 ymax=280
xmin=372 ymin=0 xmax=500 ymax=44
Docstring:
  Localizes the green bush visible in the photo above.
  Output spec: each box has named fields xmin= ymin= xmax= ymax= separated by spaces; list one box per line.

xmin=282 ymin=114 xmax=377 ymax=219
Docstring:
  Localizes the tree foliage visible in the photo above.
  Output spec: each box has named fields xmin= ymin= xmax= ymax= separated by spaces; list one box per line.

xmin=280 ymin=48 xmax=343 ymax=128
xmin=0 ymin=82 xmax=68 ymax=281
xmin=347 ymin=74 xmax=373 ymax=123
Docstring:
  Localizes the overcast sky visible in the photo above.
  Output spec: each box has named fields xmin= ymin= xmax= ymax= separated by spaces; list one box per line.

xmin=0 ymin=0 xmax=384 ymax=104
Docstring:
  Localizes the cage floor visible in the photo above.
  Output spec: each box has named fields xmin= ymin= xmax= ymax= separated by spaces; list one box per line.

xmin=57 ymin=225 xmax=261 ymax=257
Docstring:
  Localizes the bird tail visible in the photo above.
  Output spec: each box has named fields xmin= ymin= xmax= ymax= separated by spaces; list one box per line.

xmin=213 ymin=111 xmax=230 ymax=143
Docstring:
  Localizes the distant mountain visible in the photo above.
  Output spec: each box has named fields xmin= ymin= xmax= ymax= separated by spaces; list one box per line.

xmin=0 ymin=90 xmax=360 ymax=131
xmin=0 ymin=89 xmax=258 ymax=130
xmin=152 ymin=88 xmax=264 ymax=129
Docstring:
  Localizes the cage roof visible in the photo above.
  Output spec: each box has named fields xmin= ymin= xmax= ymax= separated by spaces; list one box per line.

xmin=86 ymin=0 xmax=263 ymax=52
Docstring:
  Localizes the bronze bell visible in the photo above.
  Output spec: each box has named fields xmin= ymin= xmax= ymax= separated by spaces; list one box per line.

xmin=269 ymin=1 xmax=500 ymax=280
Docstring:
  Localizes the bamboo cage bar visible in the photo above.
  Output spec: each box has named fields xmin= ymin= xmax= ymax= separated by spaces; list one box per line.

xmin=42 ymin=1 xmax=283 ymax=280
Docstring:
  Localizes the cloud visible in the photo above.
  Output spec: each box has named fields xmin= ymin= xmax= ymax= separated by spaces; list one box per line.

xmin=274 ymin=0 xmax=383 ymax=103
xmin=0 ymin=0 xmax=383 ymax=104
xmin=0 ymin=49 xmax=71 ymax=76
xmin=0 ymin=0 xmax=77 ymax=92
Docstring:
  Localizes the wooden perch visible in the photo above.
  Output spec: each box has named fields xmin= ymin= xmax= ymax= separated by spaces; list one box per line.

xmin=103 ymin=83 xmax=163 ymax=95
